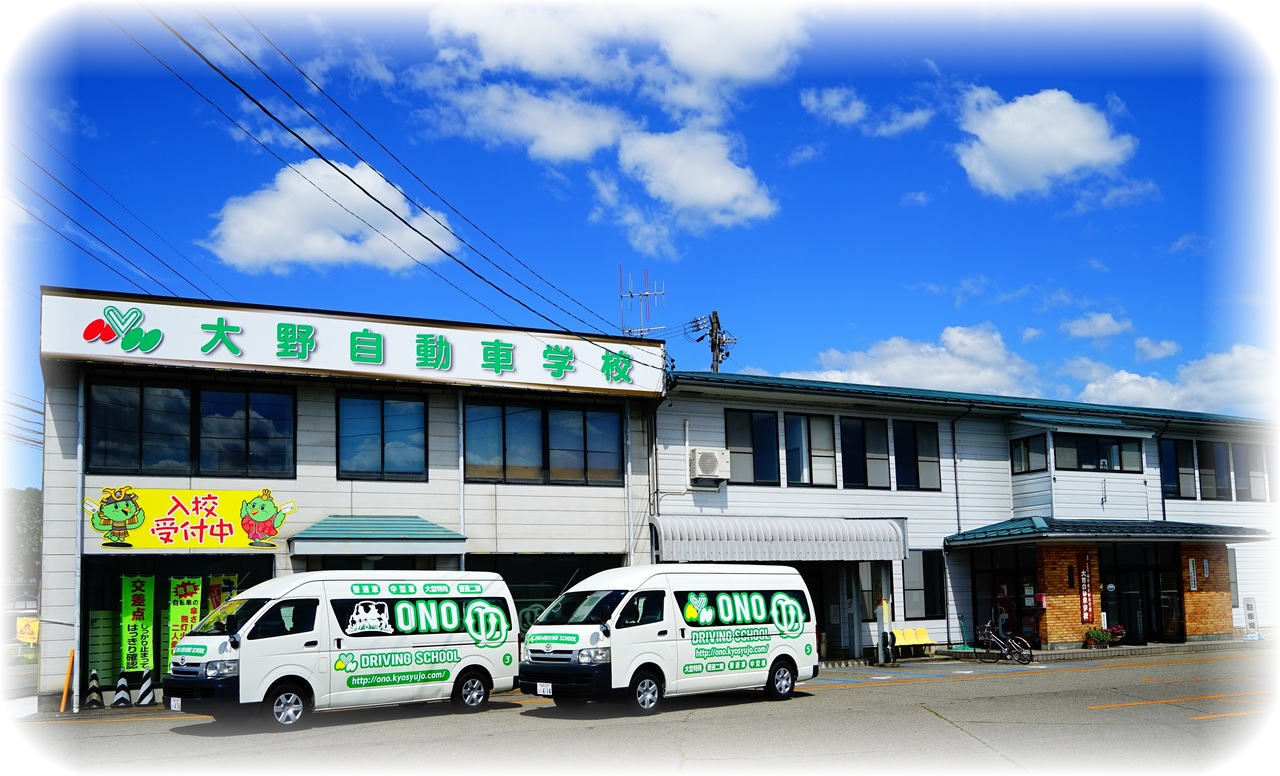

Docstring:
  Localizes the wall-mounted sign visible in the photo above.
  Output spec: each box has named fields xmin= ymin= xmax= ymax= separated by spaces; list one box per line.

xmin=84 ymin=485 xmax=297 ymax=553
xmin=1189 ymin=557 xmax=1198 ymax=591
xmin=1078 ymin=552 xmax=1094 ymax=624
xmin=121 ymin=576 xmax=154 ymax=672
xmin=41 ymin=288 xmax=666 ymax=397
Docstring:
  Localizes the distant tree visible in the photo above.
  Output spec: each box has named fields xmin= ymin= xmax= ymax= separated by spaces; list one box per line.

xmin=5 ymin=487 xmax=42 ymax=583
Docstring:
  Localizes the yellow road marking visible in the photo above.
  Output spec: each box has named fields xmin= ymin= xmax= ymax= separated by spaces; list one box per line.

xmin=1089 ymin=691 xmax=1268 ymax=709
xmin=1190 ymin=710 xmax=1270 ymax=720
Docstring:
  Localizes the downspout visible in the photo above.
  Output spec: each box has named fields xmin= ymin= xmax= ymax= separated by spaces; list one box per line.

xmin=457 ymin=392 xmax=466 ymax=570
xmin=624 ymin=399 xmax=633 ymax=565
xmin=947 ymin=405 xmax=972 ymax=649
xmin=1155 ymin=420 xmax=1170 ymax=521
xmin=73 ymin=374 xmax=86 ymax=712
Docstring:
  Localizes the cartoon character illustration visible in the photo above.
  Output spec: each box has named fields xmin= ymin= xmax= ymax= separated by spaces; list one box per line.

xmin=89 ymin=486 xmax=145 ymax=548
xmin=240 ymin=489 xmax=295 ymax=548
xmin=683 ymin=593 xmax=716 ymax=625
xmin=347 ymin=601 xmax=393 ymax=634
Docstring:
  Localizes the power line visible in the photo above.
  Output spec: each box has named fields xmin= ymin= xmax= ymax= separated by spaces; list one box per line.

xmin=10 ymin=113 xmax=239 ymax=301
xmin=9 ymin=141 xmax=213 ymax=299
xmin=3 ymin=192 xmax=151 ymax=294
xmin=135 ymin=6 xmax=668 ymax=374
xmin=232 ymin=5 xmax=621 ymax=336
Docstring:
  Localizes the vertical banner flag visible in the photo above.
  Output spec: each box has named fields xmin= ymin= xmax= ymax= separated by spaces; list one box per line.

xmin=168 ymin=577 xmax=202 ymax=655
xmin=121 ymin=576 xmax=154 ymax=671
xmin=208 ymin=574 xmax=238 ymax=611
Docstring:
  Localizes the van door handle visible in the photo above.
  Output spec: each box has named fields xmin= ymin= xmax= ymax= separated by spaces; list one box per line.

xmin=304 ymin=640 xmax=318 ymax=648
xmin=657 ymin=630 xmax=668 ymax=636
xmin=680 ymin=628 xmax=686 ymax=638
xmin=335 ymin=638 xmax=343 ymax=649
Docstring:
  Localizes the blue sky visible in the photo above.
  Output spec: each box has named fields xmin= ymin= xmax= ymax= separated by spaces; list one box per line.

xmin=2 ymin=1 xmax=1277 ymax=491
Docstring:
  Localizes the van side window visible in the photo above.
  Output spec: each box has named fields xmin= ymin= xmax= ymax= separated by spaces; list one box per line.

xmin=617 ymin=591 xmax=665 ymax=628
xmin=248 ymin=599 xmax=320 ymax=640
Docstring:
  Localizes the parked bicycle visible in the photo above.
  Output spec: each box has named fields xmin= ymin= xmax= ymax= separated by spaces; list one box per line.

xmin=975 ymin=620 xmax=1034 ymax=664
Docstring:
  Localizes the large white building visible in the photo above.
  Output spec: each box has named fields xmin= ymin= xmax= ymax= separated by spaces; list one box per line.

xmin=34 ymin=287 xmax=1274 ymax=709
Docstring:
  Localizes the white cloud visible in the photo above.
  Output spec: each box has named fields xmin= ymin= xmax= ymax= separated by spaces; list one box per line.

xmin=587 ymin=170 xmax=676 ymax=258
xmin=1061 ymin=312 xmax=1133 ymax=339
xmin=1168 ymin=232 xmax=1209 ymax=255
xmin=0 ymin=186 xmax=33 ymax=238
xmin=781 ymin=323 xmax=1043 ymax=397
xmin=200 ymin=159 xmax=460 ymax=274
xmin=1075 ymin=345 xmax=1274 ymax=417
xmin=864 ymin=107 xmax=933 ymax=137
xmin=955 ymin=87 xmax=1137 ymax=199
xmin=617 ymin=128 xmax=777 ymax=227
xmin=1099 ymin=179 xmax=1159 ymax=208
xmin=900 ymin=191 xmax=929 ymax=206
xmin=1021 ymin=328 xmax=1043 ymax=343
xmin=800 ymin=87 xmax=868 ymax=126
xmin=1135 ymin=336 xmax=1181 ymax=362
xmin=229 ymin=97 xmax=339 ymax=152
xmin=786 ymin=143 xmax=824 ymax=167
xmin=1087 ymin=258 xmax=1108 ymax=272
xmin=432 ymin=84 xmax=633 ymax=162
xmin=46 ymin=100 xmax=96 ymax=138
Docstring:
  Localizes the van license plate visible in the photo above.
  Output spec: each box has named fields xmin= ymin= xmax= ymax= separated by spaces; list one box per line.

xmin=170 ymin=697 xmax=181 ymax=711
xmin=536 ymin=683 xmax=552 ymax=696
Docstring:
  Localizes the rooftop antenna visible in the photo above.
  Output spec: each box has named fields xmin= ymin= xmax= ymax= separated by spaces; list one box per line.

xmin=619 ymin=265 xmax=667 ymax=337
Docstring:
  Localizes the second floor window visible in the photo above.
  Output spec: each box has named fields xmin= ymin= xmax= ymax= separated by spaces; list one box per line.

xmin=338 ymin=395 xmax=427 ymax=480
xmin=88 ymin=382 xmax=295 ymax=477
xmin=1233 ymin=443 xmax=1266 ymax=501
xmin=840 ymin=417 xmax=890 ymax=489
xmin=893 ymin=420 xmax=941 ymax=490
xmin=726 ymin=409 xmax=779 ymax=485
xmin=1053 ymin=434 xmax=1142 ymax=473
xmin=1160 ymin=439 xmax=1196 ymax=498
xmin=785 ymin=414 xmax=835 ymax=486
xmin=1197 ymin=440 xmax=1231 ymax=501
xmin=1011 ymin=435 xmax=1048 ymax=474
xmin=464 ymin=402 xmax=623 ymax=485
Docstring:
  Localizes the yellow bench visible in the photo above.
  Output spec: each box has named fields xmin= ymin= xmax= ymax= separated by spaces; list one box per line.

xmin=891 ymin=627 xmax=937 ymax=657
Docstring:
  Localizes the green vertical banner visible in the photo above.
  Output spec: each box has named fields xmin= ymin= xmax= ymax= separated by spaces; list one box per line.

xmin=168 ymin=577 xmax=202 ymax=659
xmin=121 ymin=576 xmax=154 ymax=672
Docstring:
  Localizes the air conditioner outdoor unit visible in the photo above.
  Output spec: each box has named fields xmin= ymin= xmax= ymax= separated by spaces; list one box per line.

xmin=689 ymin=448 xmax=731 ymax=481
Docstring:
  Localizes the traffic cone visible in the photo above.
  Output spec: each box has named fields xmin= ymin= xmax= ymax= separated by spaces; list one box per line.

xmin=135 ymin=669 xmax=156 ymax=707
xmin=111 ymin=671 xmax=132 ymax=708
xmin=84 ymin=669 xmax=105 ymax=709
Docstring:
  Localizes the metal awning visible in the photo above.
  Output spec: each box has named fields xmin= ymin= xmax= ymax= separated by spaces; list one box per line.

xmin=651 ymin=515 xmax=907 ymax=563
xmin=289 ymin=515 xmax=467 ymax=556
xmin=944 ymin=516 xmax=1271 ymax=548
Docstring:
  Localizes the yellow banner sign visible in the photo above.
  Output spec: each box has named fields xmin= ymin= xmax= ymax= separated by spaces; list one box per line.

xmin=84 ymin=486 xmax=297 ymax=551
xmin=16 ymin=617 xmax=38 ymax=644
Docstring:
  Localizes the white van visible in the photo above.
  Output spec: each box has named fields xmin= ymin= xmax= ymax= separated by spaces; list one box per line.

xmin=163 ymin=571 xmax=518 ymax=726
xmin=518 ymin=564 xmax=818 ymax=713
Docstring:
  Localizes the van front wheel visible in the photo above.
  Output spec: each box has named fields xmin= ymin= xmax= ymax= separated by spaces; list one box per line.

xmin=451 ymin=670 xmax=490 ymax=711
xmin=764 ymin=660 xmax=796 ymax=701
xmin=264 ymin=683 xmax=309 ymax=727
xmin=629 ymin=670 xmax=662 ymax=714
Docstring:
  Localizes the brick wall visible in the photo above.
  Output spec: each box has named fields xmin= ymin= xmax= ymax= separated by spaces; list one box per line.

xmin=1181 ymin=544 xmax=1232 ymax=639
xmin=1037 ymin=544 xmax=1099 ymax=648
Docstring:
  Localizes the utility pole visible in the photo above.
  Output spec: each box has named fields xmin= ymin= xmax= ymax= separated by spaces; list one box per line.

xmin=694 ymin=310 xmax=736 ymax=371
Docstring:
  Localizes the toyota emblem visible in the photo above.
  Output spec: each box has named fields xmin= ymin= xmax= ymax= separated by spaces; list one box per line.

xmin=541 ymin=643 xmax=554 ymax=653
xmin=178 ymin=656 xmax=187 ymax=666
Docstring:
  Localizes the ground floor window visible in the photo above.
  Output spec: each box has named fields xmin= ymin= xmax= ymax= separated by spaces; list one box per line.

xmin=969 ymin=543 xmax=1039 ymax=646
xmin=904 ymin=549 xmax=946 ymax=619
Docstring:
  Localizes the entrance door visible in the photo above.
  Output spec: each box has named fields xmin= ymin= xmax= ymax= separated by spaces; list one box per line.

xmin=1110 ymin=569 xmax=1185 ymax=645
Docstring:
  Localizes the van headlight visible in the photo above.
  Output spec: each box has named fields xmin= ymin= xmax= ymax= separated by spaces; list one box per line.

xmin=204 ymin=660 xmax=239 ymax=678
xmin=520 ymin=642 xmax=530 ymax=662
xmin=575 ymin=647 xmax=611 ymax=665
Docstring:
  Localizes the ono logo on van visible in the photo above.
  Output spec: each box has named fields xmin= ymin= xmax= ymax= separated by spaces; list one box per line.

xmin=331 ymin=597 xmax=511 ymax=647
xmin=679 ymin=590 xmax=809 ymax=639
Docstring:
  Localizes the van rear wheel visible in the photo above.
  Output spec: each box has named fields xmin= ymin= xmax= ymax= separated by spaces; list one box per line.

xmin=264 ymin=683 xmax=309 ymax=727
xmin=451 ymin=670 xmax=490 ymax=711
xmin=628 ymin=670 xmax=662 ymax=714
xmin=764 ymin=660 xmax=796 ymax=700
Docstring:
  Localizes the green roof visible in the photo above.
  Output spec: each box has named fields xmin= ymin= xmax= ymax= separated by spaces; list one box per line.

xmin=670 ymin=371 xmax=1270 ymax=426
xmin=293 ymin=515 xmax=466 ymax=541
xmin=944 ymin=516 xmax=1270 ymax=548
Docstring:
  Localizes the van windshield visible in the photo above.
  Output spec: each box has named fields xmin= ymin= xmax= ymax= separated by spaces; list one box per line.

xmin=189 ymin=598 xmax=269 ymax=635
xmin=535 ymin=589 xmax=626 ymax=626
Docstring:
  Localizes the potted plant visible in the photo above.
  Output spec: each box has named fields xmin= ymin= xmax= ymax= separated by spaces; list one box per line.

xmin=1083 ymin=627 xmax=1111 ymax=648
xmin=1106 ymin=625 xmax=1126 ymax=643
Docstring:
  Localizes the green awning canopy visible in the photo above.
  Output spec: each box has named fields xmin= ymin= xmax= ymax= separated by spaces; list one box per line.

xmin=945 ymin=516 xmax=1269 ymax=549
xmin=288 ymin=515 xmax=467 ymax=556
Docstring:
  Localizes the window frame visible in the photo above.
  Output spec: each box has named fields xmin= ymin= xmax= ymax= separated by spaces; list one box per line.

xmin=1231 ymin=442 xmax=1266 ymax=502
xmin=463 ymin=400 xmax=624 ymax=486
xmin=1196 ymin=440 xmax=1232 ymax=501
xmin=784 ymin=413 xmax=836 ymax=487
xmin=86 ymin=380 xmax=296 ymax=478
xmin=840 ymin=417 xmax=891 ymax=490
xmin=1010 ymin=434 xmax=1048 ymax=475
xmin=1053 ymin=433 xmax=1143 ymax=474
xmin=1160 ymin=438 xmax=1196 ymax=499
xmin=893 ymin=419 xmax=941 ymax=491
xmin=337 ymin=393 xmax=428 ymax=481
xmin=725 ymin=409 xmax=780 ymax=486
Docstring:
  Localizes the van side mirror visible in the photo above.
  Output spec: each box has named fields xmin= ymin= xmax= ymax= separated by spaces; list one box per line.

xmin=601 ymin=622 xmax=611 ymax=637
xmin=225 ymin=613 xmax=240 ymax=649
xmin=229 ymin=634 xmax=241 ymax=649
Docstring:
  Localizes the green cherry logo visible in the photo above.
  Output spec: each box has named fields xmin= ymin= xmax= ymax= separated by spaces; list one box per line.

xmin=334 ymin=652 xmax=358 ymax=673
